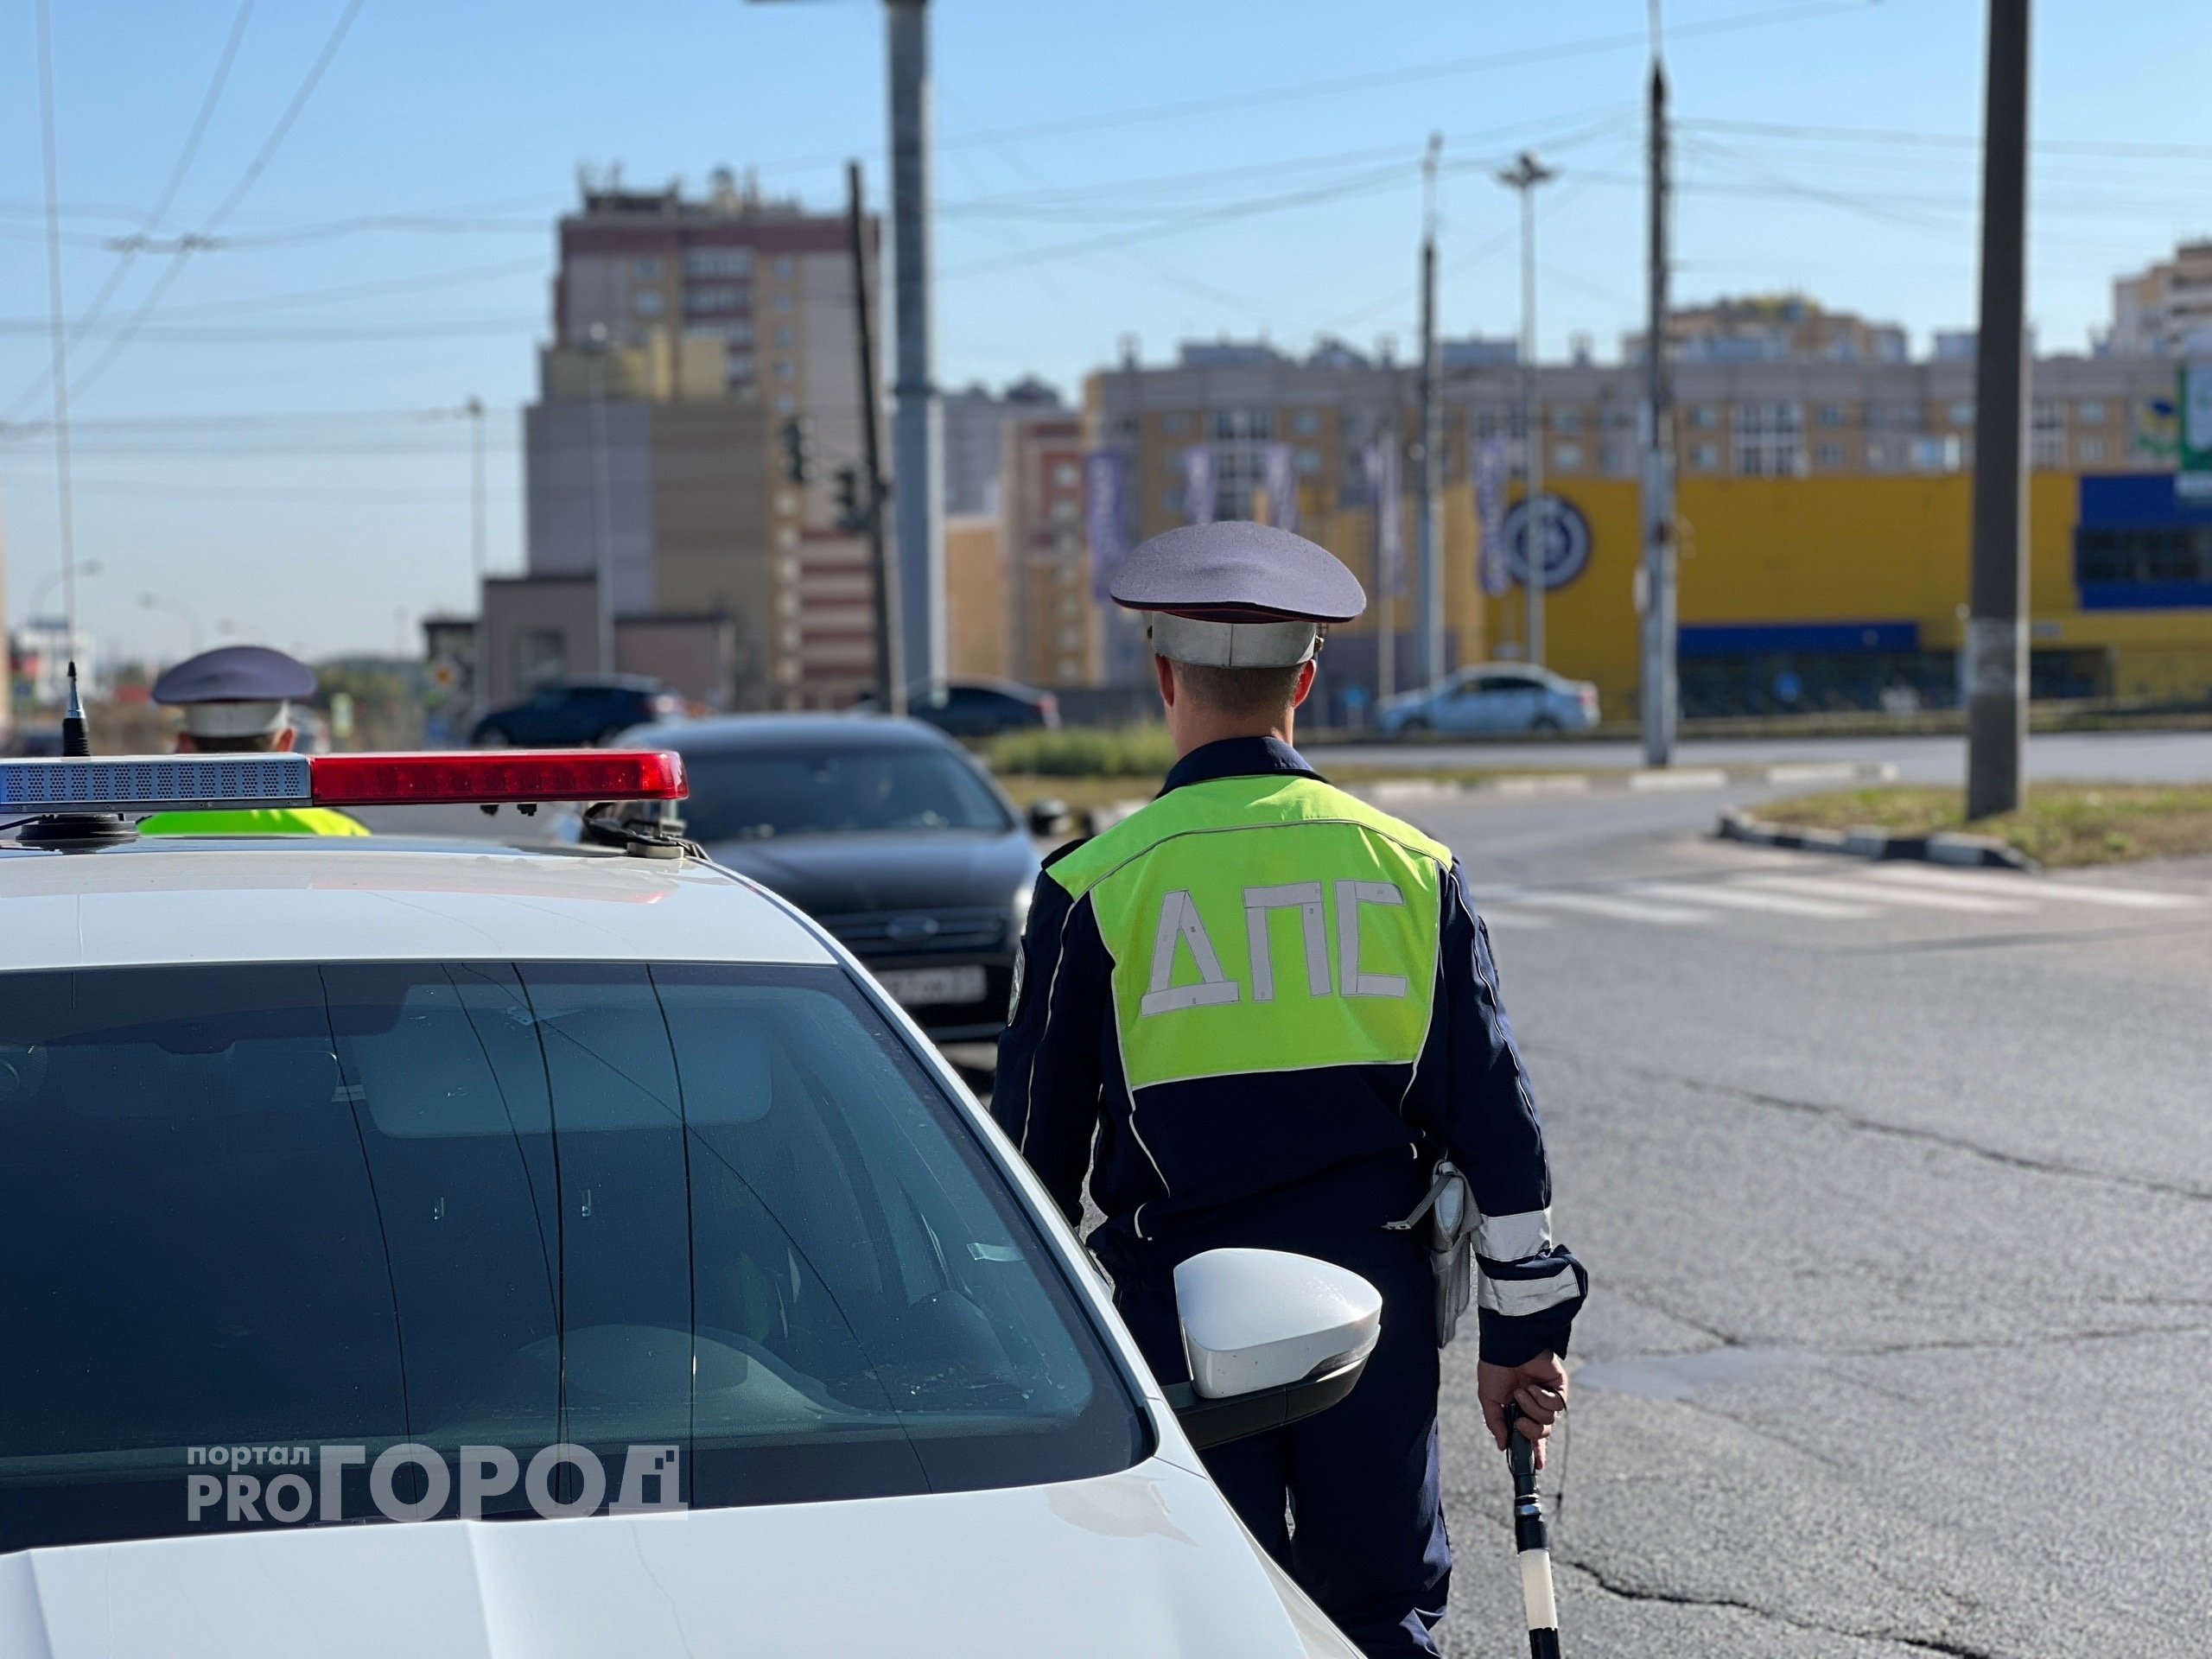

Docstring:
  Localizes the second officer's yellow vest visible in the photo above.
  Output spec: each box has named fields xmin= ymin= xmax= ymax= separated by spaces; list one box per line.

xmin=1048 ymin=774 xmax=1452 ymax=1090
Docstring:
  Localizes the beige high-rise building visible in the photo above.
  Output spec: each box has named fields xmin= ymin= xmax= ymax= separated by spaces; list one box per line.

xmin=2108 ymin=242 xmax=2212 ymax=359
xmin=499 ymin=172 xmax=883 ymax=710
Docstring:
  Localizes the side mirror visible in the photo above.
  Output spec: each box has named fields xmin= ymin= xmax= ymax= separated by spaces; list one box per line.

xmin=1160 ymin=1248 xmax=1382 ymax=1451
xmin=1027 ymin=798 xmax=1070 ymax=837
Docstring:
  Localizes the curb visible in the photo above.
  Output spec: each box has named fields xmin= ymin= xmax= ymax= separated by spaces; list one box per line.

xmin=1356 ymin=760 xmax=1897 ymax=807
xmin=1716 ymin=808 xmax=2039 ymax=872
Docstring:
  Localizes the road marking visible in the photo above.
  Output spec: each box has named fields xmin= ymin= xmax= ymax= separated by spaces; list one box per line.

xmin=1478 ymin=908 xmax=1554 ymax=929
xmin=1738 ymin=874 xmax=2035 ymax=914
xmin=1628 ymin=881 xmax=1878 ymax=920
xmin=1513 ymin=892 xmax=1716 ymax=925
xmin=1863 ymin=864 xmax=2201 ymax=910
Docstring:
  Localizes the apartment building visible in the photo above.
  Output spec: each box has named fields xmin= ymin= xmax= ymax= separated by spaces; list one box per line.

xmin=1086 ymin=317 xmax=2212 ymax=718
xmin=2107 ymin=241 xmax=2212 ymax=359
xmin=499 ymin=173 xmax=881 ymax=710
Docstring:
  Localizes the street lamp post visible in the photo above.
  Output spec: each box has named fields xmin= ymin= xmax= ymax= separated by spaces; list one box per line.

xmin=138 ymin=591 xmax=204 ymax=657
xmin=582 ymin=325 xmax=617 ymax=676
xmin=1497 ymin=150 xmax=1557 ymax=668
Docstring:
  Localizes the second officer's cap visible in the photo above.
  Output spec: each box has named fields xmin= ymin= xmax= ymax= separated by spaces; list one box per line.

xmin=151 ymin=645 xmax=317 ymax=739
xmin=1109 ymin=521 xmax=1366 ymax=668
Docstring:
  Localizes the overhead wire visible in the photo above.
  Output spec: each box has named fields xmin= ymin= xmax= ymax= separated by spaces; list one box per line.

xmin=55 ymin=0 xmax=370 ymax=411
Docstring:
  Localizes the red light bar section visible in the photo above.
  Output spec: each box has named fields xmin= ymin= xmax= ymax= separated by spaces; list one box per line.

xmin=309 ymin=750 xmax=688 ymax=807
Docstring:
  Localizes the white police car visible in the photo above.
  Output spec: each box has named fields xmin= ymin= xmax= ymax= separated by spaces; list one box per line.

xmin=0 ymin=749 xmax=1378 ymax=1658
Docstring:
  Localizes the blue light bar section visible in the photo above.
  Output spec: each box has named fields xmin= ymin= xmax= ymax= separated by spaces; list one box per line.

xmin=0 ymin=755 xmax=312 ymax=812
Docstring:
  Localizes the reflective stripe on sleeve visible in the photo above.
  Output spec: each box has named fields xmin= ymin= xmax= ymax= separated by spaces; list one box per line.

xmin=1475 ymin=1207 xmax=1552 ymax=1262
xmin=1478 ymin=1263 xmax=1581 ymax=1318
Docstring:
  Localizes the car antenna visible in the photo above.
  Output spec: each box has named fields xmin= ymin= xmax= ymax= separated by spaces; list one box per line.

xmin=12 ymin=661 xmax=138 ymax=852
xmin=60 ymin=661 xmax=92 ymax=757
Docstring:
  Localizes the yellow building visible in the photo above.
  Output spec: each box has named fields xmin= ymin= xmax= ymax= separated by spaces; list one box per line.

xmin=1089 ymin=337 xmax=2212 ymax=720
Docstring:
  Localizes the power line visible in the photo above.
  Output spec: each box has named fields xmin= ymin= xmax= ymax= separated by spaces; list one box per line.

xmin=54 ymin=0 xmax=370 ymax=412
xmin=33 ymin=0 xmax=82 ymax=654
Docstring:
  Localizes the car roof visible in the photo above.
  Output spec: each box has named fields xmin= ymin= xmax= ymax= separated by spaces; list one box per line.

xmin=626 ymin=711 xmax=965 ymax=754
xmin=545 ymin=675 xmax=664 ymax=692
xmin=0 ymin=841 xmax=834 ymax=974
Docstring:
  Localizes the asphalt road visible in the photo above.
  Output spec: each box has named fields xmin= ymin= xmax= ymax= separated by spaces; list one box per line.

xmin=1392 ymin=779 xmax=2212 ymax=1658
xmin=357 ymin=733 xmax=2212 ymax=1655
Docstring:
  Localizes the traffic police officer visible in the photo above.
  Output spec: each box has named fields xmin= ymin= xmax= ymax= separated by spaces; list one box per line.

xmin=141 ymin=645 xmax=366 ymax=836
xmin=994 ymin=522 xmax=1586 ymax=1658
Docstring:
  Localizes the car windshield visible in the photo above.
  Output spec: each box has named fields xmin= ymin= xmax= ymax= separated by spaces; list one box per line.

xmin=0 ymin=962 xmax=1143 ymax=1551
xmin=680 ymin=744 xmax=1013 ymax=840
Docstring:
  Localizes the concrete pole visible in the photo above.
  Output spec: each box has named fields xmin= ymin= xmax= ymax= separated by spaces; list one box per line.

xmin=1640 ymin=39 xmax=1680 ymax=765
xmin=1966 ymin=0 xmax=2031 ymax=820
xmin=887 ymin=0 xmax=946 ymax=691
xmin=1417 ymin=134 xmax=1446 ymax=690
xmin=585 ymin=327 xmax=616 ymax=675
xmin=848 ymin=160 xmax=906 ymax=715
xmin=1499 ymin=152 xmax=1555 ymax=669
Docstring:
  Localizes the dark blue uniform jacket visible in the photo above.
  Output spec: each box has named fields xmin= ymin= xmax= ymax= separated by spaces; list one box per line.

xmin=993 ymin=736 xmax=1586 ymax=1366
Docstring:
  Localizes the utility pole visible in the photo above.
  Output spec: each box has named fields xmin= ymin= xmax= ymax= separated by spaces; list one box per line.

xmin=1640 ymin=7 xmax=1680 ymax=765
xmin=1966 ymin=0 xmax=2031 ymax=819
xmin=467 ymin=395 xmax=487 ymax=720
xmin=1498 ymin=151 xmax=1556 ymax=667
xmin=583 ymin=324 xmax=617 ymax=675
xmin=1416 ymin=134 xmax=1446 ymax=691
xmin=887 ymin=0 xmax=945 ymax=695
xmin=848 ymin=160 xmax=906 ymax=716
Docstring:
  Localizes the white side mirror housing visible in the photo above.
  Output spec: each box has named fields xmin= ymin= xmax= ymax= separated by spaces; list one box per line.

xmin=1164 ymin=1249 xmax=1382 ymax=1452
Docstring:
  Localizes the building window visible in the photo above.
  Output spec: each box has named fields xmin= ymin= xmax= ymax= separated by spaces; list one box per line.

xmin=1690 ymin=405 xmax=1719 ymax=429
xmin=773 ymin=291 xmax=795 ymax=311
xmin=2031 ymin=435 xmax=2067 ymax=470
xmin=1162 ymin=487 xmax=1184 ymax=512
xmin=1553 ymin=409 xmax=1583 ymax=435
xmin=1211 ymin=408 xmax=1273 ymax=441
xmin=1160 ymin=411 xmax=1189 ymax=435
xmin=1691 ymin=442 xmax=1720 ymax=470
xmin=2079 ymin=435 xmax=2107 ymax=463
xmin=685 ymin=285 xmax=747 ymax=313
xmin=515 ymin=630 xmax=565 ymax=690
xmin=1051 ymin=461 xmax=1079 ymax=486
xmin=684 ymin=246 xmax=753 ymax=279
xmin=634 ymin=291 xmax=664 ymax=316
xmin=774 ymin=392 xmax=797 ymax=415
xmin=1291 ymin=410 xmax=1322 ymax=436
xmin=772 ymin=256 xmax=795 ymax=278
xmin=1737 ymin=440 xmax=1802 ymax=477
xmin=776 ymin=359 xmax=796 ymax=380
xmin=635 ymin=257 xmax=663 ymax=279
xmin=728 ymin=353 xmax=754 ymax=380
xmin=1815 ymin=442 xmax=1845 ymax=467
xmin=2077 ymin=399 xmax=2107 ymax=423
xmin=1948 ymin=400 xmax=1975 ymax=426
xmin=2032 ymin=399 xmax=2065 ymax=432
xmin=1866 ymin=441 xmax=1887 ymax=468
xmin=1295 ymin=447 xmax=1321 ymax=474
xmin=1816 ymin=404 xmax=1849 ymax=427
xmin=1050 ymin=499 xmax=1078 ymax=522
xmin=1551 ymin=443 xmax=1583 ymax=471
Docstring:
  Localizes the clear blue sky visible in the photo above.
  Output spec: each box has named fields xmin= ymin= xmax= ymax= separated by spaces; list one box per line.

xmin=4 ymin=0 xmax=2209 ymax=664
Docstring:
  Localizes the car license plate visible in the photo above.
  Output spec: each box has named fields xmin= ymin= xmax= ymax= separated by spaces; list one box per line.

xmin=874 ymin=965 xmax=987 ymax=1008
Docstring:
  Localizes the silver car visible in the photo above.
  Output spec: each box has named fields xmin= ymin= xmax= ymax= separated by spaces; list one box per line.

xmin=1377 ymin=664 xmax=1600 ymax=737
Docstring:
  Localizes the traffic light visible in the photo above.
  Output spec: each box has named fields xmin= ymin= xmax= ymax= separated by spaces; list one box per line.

xmin=834 ymin=465 xmax=863 ymax=531
xmin=779 ymin=416 xmax=814 ymax=484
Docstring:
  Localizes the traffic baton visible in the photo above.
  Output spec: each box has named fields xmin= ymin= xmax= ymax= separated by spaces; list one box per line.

xmin=1503 ymin=1402 xmax=1562 ymax=1658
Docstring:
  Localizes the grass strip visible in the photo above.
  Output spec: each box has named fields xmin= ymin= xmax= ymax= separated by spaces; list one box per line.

xmin=1756 ymin=782 xmax=2212 ymax=867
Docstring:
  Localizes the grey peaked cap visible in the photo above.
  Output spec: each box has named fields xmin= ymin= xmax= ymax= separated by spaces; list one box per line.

xmin=1108 ymin=521 xmax=1367 ymax=624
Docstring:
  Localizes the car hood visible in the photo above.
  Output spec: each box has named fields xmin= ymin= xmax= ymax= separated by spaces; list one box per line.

xmin=0 ymin=1459 xmax=1357 ymax=1659
xmin=704 ymin=830 xmax=1039 ymax=919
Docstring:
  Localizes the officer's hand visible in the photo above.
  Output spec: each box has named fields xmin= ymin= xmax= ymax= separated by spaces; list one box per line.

xmin=1478 ymin=1354 xmax=1567 ymax=1471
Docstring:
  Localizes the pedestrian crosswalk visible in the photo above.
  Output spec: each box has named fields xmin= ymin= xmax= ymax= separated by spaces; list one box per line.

xmin=1472 ymin=863 xmax=2202 ymax=934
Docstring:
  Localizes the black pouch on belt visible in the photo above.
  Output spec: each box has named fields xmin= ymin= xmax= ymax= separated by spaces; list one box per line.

xmin=1383 ymin=1160 xmax=1476 ymax=1347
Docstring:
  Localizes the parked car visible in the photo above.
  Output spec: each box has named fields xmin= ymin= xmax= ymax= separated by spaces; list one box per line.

xmin=619 ymin=713 xmax=1040 ymax=1046
xmin=473 ymin=677 xmax=682 ymax=747
xmin=1376 ymin=664 xmax=1600 ymax=737
xmin=858 ymin=678 xmax=1061 ymax=738
xmin=0 ymin=746 xmax=1376 ymax=1656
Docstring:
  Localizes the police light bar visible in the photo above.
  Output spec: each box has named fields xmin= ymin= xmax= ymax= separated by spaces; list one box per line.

xmin=0 ymin=750 xmax=686 ymax=814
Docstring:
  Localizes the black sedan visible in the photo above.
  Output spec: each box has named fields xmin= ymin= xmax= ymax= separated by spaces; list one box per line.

xmin=475 ymin=677 xmax=682 ymax=748
xmin=624 ymin=715 xmax=1040 ymax=1051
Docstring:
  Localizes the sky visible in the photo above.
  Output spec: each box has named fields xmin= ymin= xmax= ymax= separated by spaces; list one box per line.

xmin=3 ymin=0 xmax=2211 ymax=665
